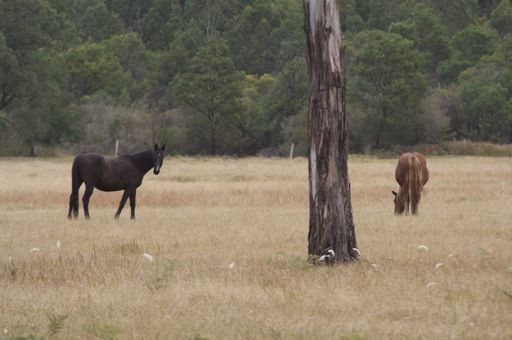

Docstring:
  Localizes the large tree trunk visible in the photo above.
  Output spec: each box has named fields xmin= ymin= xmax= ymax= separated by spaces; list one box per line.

xmin=304 ymin=0 xmax=357 ymax=262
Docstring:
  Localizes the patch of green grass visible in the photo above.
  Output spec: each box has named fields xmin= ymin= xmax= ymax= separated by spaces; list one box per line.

xmin=47 ymin=312 xmax=68 ymax=337
xmin=84 ymin=322 xmax=122 ymax=340
xmin=144 ymin=259 xmax=176 ymax=292
xmin=188 ymin=335 xmax=210 ymax=340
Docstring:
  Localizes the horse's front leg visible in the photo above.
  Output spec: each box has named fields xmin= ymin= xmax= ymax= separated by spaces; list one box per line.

xmin=129 ymin=190 xmax=137 ymax=220
xmin=115 ymin=190 xmax=130 ymax=219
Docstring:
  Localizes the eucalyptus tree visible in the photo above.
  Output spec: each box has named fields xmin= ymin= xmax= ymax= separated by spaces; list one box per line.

xmin=303 ymin=0 xmax=358 ymax=262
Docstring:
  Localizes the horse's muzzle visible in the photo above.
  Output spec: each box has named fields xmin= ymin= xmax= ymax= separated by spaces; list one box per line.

xmin=154 ymin=169 xmax=160 ymax=175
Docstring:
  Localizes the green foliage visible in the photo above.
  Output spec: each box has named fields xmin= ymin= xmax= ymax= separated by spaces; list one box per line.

xmin=226 ymin=0 xmax=303 ymax=74
xmin=145 ymin=32 xmax=193 ymax=112
xmin=242 ymin=56 xmax=308 ymax=152
xmin=490 ymin=0 xmax=512 ymax=37
xmin=172 ymin=36 xmax=245 ymax=154
xmin=444 ymin=35 xmax=512 ymax=142
xmin=0 ymin=0 xmax=66 ymax=53
xmin=0 ymin=32 xmax=20 ymax=111
xmin=63 ymin=42 xmax=129 ymax=98
xmin=451 ymin=25 xmax=498 ymax=64
xmin=439 ymin=25 xmax=499 ymax=83
xmin=389 ymin=3 xmax=450 ymax=74
xmin=349 ymin=30 xmax=427 ymax=149
xmin=1 ymin=0 xmax=512 ymax=154
xmin=80 ymin=2 xmax=124 ymax=41
xmin=459 ymin=83 xmax=509 ymax=142
xmin=424 ymin=0 xmax=480 ymax=34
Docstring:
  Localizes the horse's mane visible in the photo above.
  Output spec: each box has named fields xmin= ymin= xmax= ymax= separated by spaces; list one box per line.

xmin=116 ymin=149 xmax=152 ymax=160
xmin=408 ymin=156 xmax=423 ymax=211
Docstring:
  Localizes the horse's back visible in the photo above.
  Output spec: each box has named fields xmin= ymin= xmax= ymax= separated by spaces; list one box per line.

xmin=395 ymin=152 xmax=428 ymax=186
xmin=73 ymin=153 xmax=107 ymax=183
xmin=74 ymin=153 xmax=107 ymax=168
xmin=410 ymin=152 xmax=428 ymax=185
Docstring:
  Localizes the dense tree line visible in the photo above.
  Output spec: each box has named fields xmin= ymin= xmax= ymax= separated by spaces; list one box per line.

xmin=0 ymin=0 xmax=511 ymax=155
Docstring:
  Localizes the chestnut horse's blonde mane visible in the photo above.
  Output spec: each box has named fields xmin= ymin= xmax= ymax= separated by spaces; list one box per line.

xmin=407 ymin=155 xmax=423 ymax=214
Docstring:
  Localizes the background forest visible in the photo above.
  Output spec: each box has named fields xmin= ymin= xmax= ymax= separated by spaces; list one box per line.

xmin=1 ymin=0 xmax=511 ymax=156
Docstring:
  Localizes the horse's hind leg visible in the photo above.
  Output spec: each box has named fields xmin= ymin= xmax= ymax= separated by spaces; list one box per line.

xmin=129 ymin=190 xmax=136 ymax=220
xmin=68 ymin=194 xmax=75 ymax=220
xmin=68 ymin=159 xmax=82 ymax=219
xmin=68 ymin=187 xmax=81 ymax=219
xmin=115 ymin=190 xmax=130 ymax=219
xmin=82 ymin=184 xmax=94 ymax=219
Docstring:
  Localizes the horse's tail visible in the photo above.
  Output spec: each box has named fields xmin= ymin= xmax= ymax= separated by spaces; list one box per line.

xmin=68 ymin=157 xmax=81 ymax=218
xmin=408 ymin=155 xmax=423 ymax=214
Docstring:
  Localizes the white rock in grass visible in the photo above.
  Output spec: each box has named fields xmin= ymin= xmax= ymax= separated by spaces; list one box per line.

xmin=229 ymin=262 xmax=235 ymax=269
xmin=371 ymin=263 xmax=378 ymax=268
xmin=142 ymin=253 xmax=154 ymax=262
xmin=418 ymin=245 xmax=428 ymax=252
xmin=29 ymin=248 xmax=40 ymax=253
xmin=434 ymin=263 xmax=444 ymax=270
xmin=352 ymin=248 xmax=361 ymax=256
xmin=56 ymin=240 xmax=61 ymax=249
xmin=426 ymin=282 xmax=437 ymax=289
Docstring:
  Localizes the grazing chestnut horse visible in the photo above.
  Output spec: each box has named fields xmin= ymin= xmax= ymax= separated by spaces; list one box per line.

xmin=392 ymin=152 xmax=429 ymax=215
xmin=68 ymin=144 xmax=165 ymax=220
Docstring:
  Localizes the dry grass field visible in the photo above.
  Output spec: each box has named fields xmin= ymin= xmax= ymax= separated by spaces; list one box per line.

xmin=0 ymin=156 xmax=511 ymax=339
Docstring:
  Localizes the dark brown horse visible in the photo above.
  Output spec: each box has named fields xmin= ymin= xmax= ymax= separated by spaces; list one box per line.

xmin=392 ymin=152 xmax=429 ymax=215
xmin=68 ymin=144 xmax=165 ymax=220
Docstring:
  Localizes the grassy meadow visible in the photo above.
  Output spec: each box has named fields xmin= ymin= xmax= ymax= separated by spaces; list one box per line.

xmin=0 ymin=156 xmax=511 ymax=339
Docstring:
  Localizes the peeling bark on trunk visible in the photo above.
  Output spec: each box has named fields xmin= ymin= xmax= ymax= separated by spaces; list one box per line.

xmin=304 ymin=0 xmax=357 ymax=262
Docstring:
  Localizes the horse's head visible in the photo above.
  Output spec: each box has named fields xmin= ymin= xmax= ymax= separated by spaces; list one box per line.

xmin=392 ymin=190 xmax=405 ymax=215
xmin=152 ymin=144 xmax=165 ymax=175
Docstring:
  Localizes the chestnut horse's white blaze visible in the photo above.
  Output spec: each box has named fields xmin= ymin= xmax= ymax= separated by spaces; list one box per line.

xmin=392 ymin=152 xmax=429 ymax=215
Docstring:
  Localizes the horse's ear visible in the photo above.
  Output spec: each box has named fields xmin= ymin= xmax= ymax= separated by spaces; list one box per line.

xmin=154 ymin=143 xmax=158 ymax=150
xmin=392 ymin=190 xmax=397 ymax=196
xmin=161 ymin=144 xmax=165 ymax=151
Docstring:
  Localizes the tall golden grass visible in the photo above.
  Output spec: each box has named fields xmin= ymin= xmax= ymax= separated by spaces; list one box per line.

xmin=0 ymin=156 xmax=511 ymax=339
